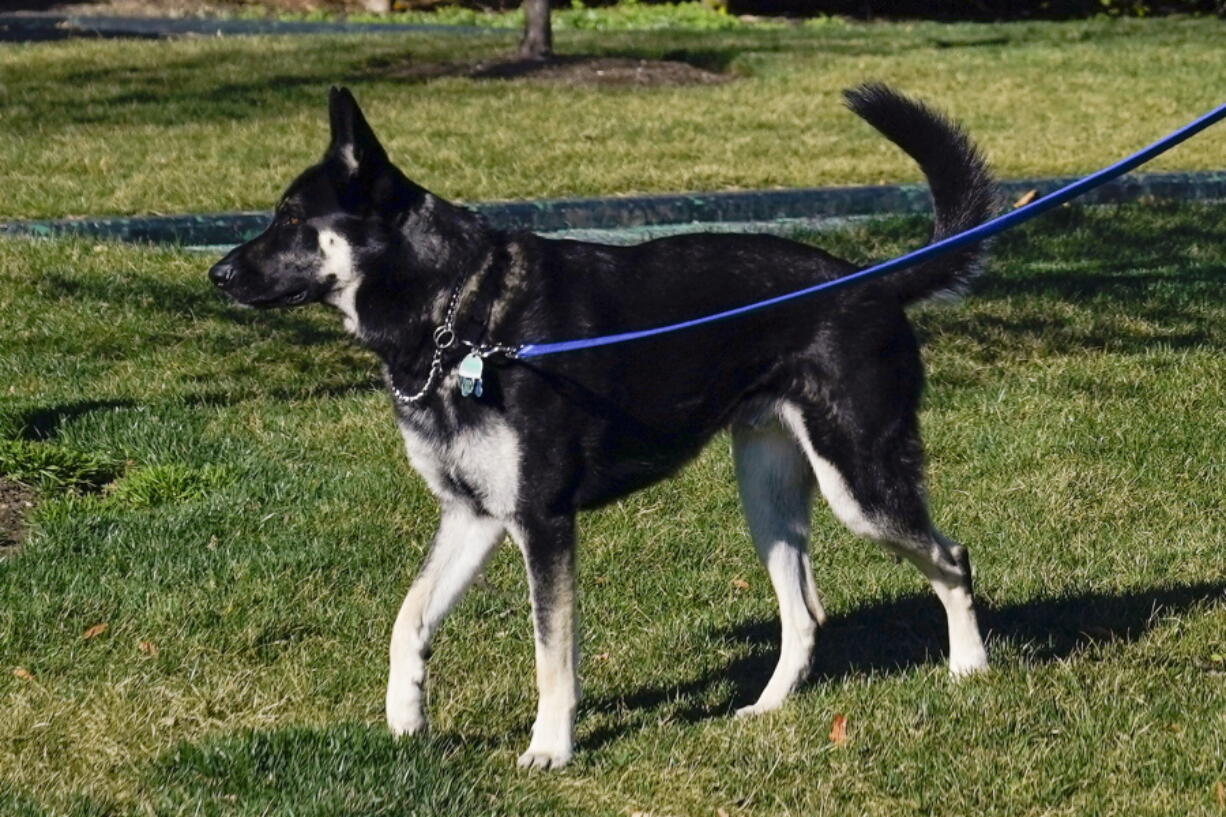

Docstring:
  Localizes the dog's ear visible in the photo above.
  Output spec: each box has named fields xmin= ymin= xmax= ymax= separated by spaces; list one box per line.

xmin=327 ymin=86 xmax=389 ymax=173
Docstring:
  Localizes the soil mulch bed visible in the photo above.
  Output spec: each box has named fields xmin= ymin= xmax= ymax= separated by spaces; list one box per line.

xmin=1 ymin=478 xmax=36 ymax=556
xmin=387 ymin=55 xmax=734 ymax=87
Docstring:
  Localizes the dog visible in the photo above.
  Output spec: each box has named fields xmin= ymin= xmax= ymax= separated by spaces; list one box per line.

xmin=209 ymin=83 xmax=995 ymax=769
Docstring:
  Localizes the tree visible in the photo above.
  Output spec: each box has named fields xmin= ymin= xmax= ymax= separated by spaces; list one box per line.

xmin=359 ymin=0 xmax=552 ymax=62
xmin=519 ymin=0 xmax=552 ymax=61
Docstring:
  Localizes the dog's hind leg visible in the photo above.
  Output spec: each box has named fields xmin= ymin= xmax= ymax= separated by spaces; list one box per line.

xmin=731 ymin=420 xmax=826 ymax=717
xmin=510 ymin=514 xmax=579 ymax=770
xmin=778 ymin=401 xmax=988 ymax=678
xmin=386 ymin=502 xmax=505 ymax=737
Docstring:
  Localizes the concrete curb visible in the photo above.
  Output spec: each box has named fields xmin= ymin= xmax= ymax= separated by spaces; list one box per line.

xmin=2 ymin=171 xmax=1223 ymax=249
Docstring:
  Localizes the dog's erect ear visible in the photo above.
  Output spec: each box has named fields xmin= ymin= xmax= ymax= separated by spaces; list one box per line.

xmin=327 ymin=86 xmax=389 ymax=173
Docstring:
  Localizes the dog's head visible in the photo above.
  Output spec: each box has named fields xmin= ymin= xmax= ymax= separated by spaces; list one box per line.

xmin=208 ymin=87 xmax=422 ymax=310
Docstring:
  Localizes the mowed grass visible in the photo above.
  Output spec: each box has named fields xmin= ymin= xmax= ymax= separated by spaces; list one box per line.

xmin=1 ymin=16 xmax=1225 ymax=219
xmin=1 ymin=200 xmax=1224 ymax=816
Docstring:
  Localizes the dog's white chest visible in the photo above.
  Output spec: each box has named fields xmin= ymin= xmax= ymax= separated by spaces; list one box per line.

xmin=396 ymin=414 xmax=521 ymax=520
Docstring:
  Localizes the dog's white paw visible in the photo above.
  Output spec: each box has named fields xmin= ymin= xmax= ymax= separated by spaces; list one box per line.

xmin=948 ymin=643 xmax=989 ymax=678
xmin=386 ymin=700 xmax=427 ymax=737
xmin=948 ymin=654 xmax=989 ymax=679
xmin=734 ymin=700 xmax=781 ymax=719
xmin=516 ymin=745 xmax=572 ymax=770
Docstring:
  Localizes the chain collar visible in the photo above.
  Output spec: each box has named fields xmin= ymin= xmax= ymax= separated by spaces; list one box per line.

xmin=387 ymin=269 xmax=520 ymax=407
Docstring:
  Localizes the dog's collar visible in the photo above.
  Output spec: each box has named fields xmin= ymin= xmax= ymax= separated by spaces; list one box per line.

xmin=387 ymin=261 xmax=520 ymax=407
xmin=387 ymin=275 xmax=467 ymax=406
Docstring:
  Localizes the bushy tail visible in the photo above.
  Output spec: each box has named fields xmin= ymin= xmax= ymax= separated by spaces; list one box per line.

xmin=843 ymin=83 xmax=997 ymax=304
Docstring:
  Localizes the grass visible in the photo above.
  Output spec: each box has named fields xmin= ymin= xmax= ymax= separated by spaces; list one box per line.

xmin=1 ymin=14 xmax=1224 ymax=816
xmin=1 ymin=200 xmax=1224 ymax=815
xmin=0 ymin=17 xmax=1224 ymax=219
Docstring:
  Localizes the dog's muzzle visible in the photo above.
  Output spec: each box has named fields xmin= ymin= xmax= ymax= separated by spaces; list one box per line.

xmin=209 ymin=260 xmax=239 ymax=289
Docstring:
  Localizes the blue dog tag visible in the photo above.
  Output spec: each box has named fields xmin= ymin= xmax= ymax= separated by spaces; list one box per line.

xmin=457 ymin=352 xmax=484 ymax=398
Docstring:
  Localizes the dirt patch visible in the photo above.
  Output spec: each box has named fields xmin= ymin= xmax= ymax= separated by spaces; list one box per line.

xmin=387 ymin=54 xmax=734 ymax=87
xmin=0 ymin=478 xmax=36 ymax=556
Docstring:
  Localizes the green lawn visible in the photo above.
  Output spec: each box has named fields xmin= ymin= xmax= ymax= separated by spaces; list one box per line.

xmin=0 ymin=17 xmax=1224 ymax=219
xmin=2 ymin=200 xmax=1224 ymax=816
xmin=2 ymin=14 xmax=1225 ymax=817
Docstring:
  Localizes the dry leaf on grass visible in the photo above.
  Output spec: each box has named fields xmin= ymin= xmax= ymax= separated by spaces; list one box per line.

xmin=1013 ymin=189 xmax=1039 ymax=208
xmin=82 ymin=623 xmax=109 ymax=640
xmin=13 ymin=667 xmax=34 ymax=681
xmin=731 ymin=578 xmax=750 ymax=590
xmin=829 ymin=713 xmax=848 ymax=744
xmin=137 ymin=640 xmax=158 ymax=656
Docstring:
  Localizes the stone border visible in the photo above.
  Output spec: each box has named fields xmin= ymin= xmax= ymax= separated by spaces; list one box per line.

xmin=1 ymin=171 xmax=1223 ymax=248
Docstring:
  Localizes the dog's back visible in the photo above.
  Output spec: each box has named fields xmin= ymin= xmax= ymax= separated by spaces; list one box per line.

xmin=492 ymin=84 xmax=997 ymax=512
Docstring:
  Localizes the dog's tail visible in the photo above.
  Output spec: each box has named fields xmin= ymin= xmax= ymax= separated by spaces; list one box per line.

xmin=843 ymin=83 xmax=998 ymax=304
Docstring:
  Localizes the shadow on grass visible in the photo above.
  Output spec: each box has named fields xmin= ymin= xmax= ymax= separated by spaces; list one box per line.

xmin=13 ymin=399 xmax=138 ymax=442
xmin=14 ymin=39 xmax=744 ymax=133
xmin=180 ymin=379 xmax=384 ymax=407
xmin=8 ymin=378 xmax=383 ymax=443
xmin=369 ymin=47 xmax=744 ymax=87
xmin=142 ymin=723 xmax=577 ymax=817
xmin=13 ymin=44 xmax=379 ymax=131
xmin=911 ymin=203 xmax=1226 ymax=353
xmin=582 ymin=579 xmax=1226 ymax=750
xmin=936 ymin=268 xmax=1226 ymax=354
xmin=2 ymin=723 xmax=581 ymax=817
xmin=37 ymin=268 xmax=349 ymax=349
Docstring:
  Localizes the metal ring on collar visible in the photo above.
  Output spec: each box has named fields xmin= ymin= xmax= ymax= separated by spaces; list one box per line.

xmin=433 ymin=327 xmax=456 ymax=349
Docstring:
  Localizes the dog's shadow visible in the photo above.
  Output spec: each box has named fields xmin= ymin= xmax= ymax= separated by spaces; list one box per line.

xmin=580 ymin=580 xmax=1226 ymax=750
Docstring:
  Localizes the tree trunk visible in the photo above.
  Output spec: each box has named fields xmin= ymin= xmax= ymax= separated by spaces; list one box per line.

xmin=361 ymin=0 xmax=392 ymax=12
xmin=518 ymin=0 xmax=552 ymax=61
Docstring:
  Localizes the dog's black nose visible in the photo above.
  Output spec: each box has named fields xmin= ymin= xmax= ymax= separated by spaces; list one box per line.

xmin=209 ymin=260 xmax=238 ymax=288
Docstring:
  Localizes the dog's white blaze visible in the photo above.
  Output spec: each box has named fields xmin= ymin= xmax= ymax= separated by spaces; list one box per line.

xmin=387 ymin=506 xmax=505 ymax=736
xmin=778 ymin=402 xmax=883 ymax=541
xmin=449 ymin=418 xmax=521 ymax=520
xmin=397 ymin=414 xmax=521 ymax=520
xmin=318 ymin=228 xmax=361 ymax=335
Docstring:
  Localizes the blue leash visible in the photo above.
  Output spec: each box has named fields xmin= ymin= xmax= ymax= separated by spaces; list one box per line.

xmin=515 ymin=100 xmax=1226 ymax=360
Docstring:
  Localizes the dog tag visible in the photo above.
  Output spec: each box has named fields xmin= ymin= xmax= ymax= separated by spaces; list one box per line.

xmin=457 ymin=352 xmax=484 ymax=398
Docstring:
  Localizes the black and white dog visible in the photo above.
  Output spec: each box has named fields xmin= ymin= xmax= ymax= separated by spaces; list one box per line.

xmin=209 ymin=84 xmax=995 ymax=769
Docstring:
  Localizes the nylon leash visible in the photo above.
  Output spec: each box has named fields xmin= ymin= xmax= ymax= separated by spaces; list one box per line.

xmin=514 ymin=99 xmax=1226 ymax=360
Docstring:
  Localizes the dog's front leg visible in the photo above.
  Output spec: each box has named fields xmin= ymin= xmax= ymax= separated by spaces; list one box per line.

xmin=511 ymin=515 xmax=579 ymax=770
xmin=386 ymin=503 xmax=505 ymax=736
